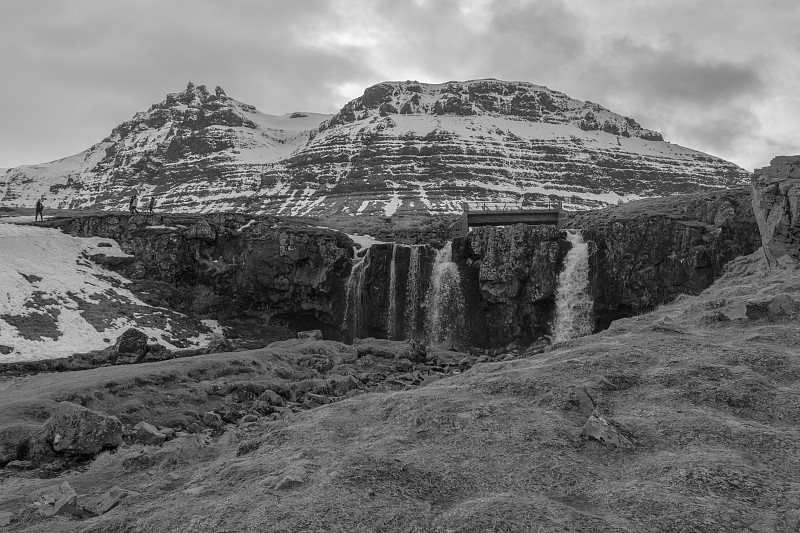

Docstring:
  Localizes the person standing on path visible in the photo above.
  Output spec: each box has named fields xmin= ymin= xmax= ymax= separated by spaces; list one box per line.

xmin=35 ymin=198 xmax=44 ymax=221
xmin=129 ymin=194 xmax=139 ymax=215
xmin=148 ymin=196 xmax=155 ymax=213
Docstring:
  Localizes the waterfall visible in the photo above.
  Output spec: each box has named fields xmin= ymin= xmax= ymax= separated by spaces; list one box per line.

xmin=386 ymin=244 xmax=398 ymax=340
xmin=553 ymin=230 xmax=593 ymax=342
xmin=426 ymin=242 xmax=464 ymax=347
xmin=404 ymin=245 xmax=422 ymax=341
xmin=341 ymin=248 xmax=371 ymax=338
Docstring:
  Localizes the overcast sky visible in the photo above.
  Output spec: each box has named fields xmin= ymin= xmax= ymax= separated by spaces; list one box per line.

xmin=1 ymin=0 xmax=798 ymax=171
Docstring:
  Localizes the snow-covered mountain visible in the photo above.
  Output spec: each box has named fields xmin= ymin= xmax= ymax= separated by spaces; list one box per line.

xmin=0 ymin=80 xmax=749 ymax=215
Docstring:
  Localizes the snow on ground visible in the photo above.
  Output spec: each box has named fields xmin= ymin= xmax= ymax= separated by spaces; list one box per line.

xmin=0 ymin=223 xmax=214 ymax=362
xmin=383 ymin=182 xmax=402 ymax=217
xmin=347 ymin=233 xmax=385 ymax=251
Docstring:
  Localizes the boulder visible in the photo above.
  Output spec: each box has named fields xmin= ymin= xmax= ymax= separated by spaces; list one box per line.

xmin=274 ymin=476 xmax=303 ymax=491
xmin=41 ymin=402 xmax=123 ymax=454
xmin=297 ymin=329 xmax=323 ymax=340
xmin=579 ymin=415 xmax=632 ymax=449
xmin=112 ymin=328 xmax=150 ymax=364
xmin=202 ymin=411 xmax=223 ymax=429
xmin=142 ymin=343 xmax=170 ymax=362
xmin=134 ymin=421 xmax=167 ymax=446
xmin=258 ymin=389 xmax=286 ymax=407
xmin=31 ymin=481 xmax=89 ymax=518
xmin=84 ymin=486 xmax=140 ymax=515
xmin=328 ymin=374 xmax=361 ymax=396
xmin=204 ymin=338 xmax=234 ymax=354
xmin=239 ymin=414 xmax=259 ymax=424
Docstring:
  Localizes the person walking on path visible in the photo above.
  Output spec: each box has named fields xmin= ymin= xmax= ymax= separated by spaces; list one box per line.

xmin=35 ymin=198 xmax=44 ymax=221
xmin=148 ymin=196 xmax=155 ymax=213
xmin=129 ymin=194 xmax=139 ymax=215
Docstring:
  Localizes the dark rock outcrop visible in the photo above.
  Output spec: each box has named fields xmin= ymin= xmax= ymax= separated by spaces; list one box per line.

xmin=570 ymin=188 xmax=761 ymax=329
xmin=40 ymin=402 xmax=124 ymax=455
xmin=44 ymin=213 xmax=353 ymax=338
xmin=455 ymin=225 xmax=569 ymax=347
xmin=751 ymin=155 xmax=800 ymax=266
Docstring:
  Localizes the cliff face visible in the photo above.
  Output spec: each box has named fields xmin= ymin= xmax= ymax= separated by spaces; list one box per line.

xmin=455 ymin=225 xmax=568 ymax=347
xmin=44 ymin=214 xmax=353 ymax=337
xmin=751 ymin=155 xmax=800 ymax=266
xmin=569 ymin=188 xmax=761 ymax=328
xmin=2 ymin=80 xmax=749 ymax=216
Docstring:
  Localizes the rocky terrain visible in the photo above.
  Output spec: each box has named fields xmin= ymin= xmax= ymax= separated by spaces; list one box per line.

xmin=0 ymin=80 xmax=749 ymax=215
xmin=2 ymin=243 xmax=800 ymax=531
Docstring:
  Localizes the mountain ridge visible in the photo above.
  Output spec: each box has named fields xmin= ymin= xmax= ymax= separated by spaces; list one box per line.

xmin=0 ymin=79 xmax=749 ymax=215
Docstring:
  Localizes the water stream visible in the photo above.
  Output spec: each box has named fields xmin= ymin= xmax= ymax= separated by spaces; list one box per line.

xmin=426 ymin=242 xmax=464 ymax=347
xmin=552 ymin=230 xmax=593 ymax=341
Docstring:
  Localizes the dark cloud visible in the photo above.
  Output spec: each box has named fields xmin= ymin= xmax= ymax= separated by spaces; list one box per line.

xmin=0 ymin=0 xmax=798 ymax=170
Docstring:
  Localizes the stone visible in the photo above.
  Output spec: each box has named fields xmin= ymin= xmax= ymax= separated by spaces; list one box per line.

xmin=274 ymin=476 xmax=303 ymax=491
xmin=328 ymin=374 xmax=361 ymax=396
xmin=158 ymin=427 xmax=175 ymax=439
xmin=3 ymin=460 xmax=33 ymax=470
xmin=142 ymin=343 xmax=170 ymax=362
xmin=239 ymin=414 xmax=259 ymax=424
xmin=202 ymin=411 xmax=223 ymax=429
xmin=134 ymin=421 xmax=166 ymax=445
xmin=33 ymin=481 xmax=88 ymax=518
xmin=297 ymin=329 xmax=323 ymax=340
xmin=579 ymin=415 xmax=632 ymax=449
xmin=84 ymin=486 xmax=140 ymax=515
xmin=204 ymin=338 xmax=234 ymax=354
xmin=186 ymin=422 xmax=204 ymax=434
xmin=42 ymin=402 xmax=123 ymax=454
xmin=258 ymin=389 xmax=286 ymax=407
xmin=111 ymin=328 xmax=150 ymax=364
xmin=218 ymin=430 xmax=238 ymax=447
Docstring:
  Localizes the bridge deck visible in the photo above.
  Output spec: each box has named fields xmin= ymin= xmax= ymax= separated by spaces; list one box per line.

xmin=466 ymin=209 xmax=562 ymax=227
xmin=454 ymin=207 xmax=566 ymax=237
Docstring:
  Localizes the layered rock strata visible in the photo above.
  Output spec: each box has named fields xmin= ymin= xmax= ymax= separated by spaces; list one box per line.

xmin=1 ymin=80 xmax=749 ymax=215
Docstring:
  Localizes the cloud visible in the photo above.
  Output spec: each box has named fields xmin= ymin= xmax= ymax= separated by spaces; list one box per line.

xmin=0 ymin=0 xmax=798 ymax=170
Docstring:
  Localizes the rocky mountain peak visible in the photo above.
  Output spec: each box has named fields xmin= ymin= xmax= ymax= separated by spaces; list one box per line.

xmin=1 ymin=79 xmax=748 ymax=215
xmin=326 ymin=79 xmax=663 ymax=141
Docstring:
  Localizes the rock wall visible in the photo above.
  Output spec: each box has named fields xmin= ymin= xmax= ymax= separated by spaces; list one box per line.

xmin=569 ymin=188 xmax=761 ymax=329
xmin=455 ymin=225 xmax=569 ymax=347
xmin=44 ymin=214 xmax=353 ymax=338
xmin=751 ymin=155 xmax=800 ymax=266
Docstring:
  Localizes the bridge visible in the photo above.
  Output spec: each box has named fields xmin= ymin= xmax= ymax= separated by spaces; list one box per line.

xmin=454 ymin=201 xmax=567 ymax=237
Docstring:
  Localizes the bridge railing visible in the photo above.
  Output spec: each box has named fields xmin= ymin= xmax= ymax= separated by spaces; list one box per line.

xmin=463 ymin=200 xmax=563 ymax=212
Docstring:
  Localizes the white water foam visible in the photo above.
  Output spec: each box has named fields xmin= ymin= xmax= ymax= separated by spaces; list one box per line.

xmin=553 ymin=230 xmax=594 ymax=342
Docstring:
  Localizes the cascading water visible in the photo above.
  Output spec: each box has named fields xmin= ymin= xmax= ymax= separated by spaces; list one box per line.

xmin=404 ymin=245 xmax=422 ymax=341
xmin=426 ymin=242 xmax=464 ymax=347
xmin=552 ymin=230 xmax=593 ymax=342
xmin=386 ymin=244 xmax=398 ymax=340
xmin=341 ymin=248 xmax=371 ymax=338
